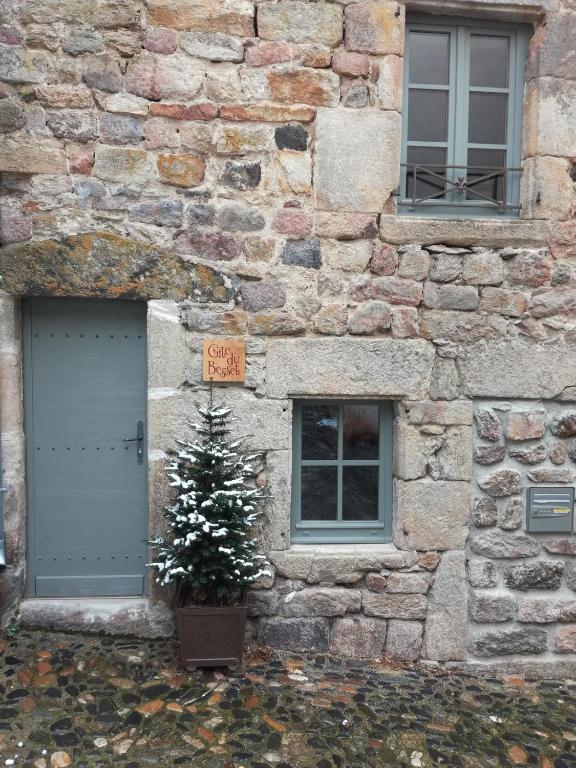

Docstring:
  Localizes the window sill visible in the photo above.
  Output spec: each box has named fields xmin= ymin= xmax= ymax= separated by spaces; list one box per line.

xmin=379 ymin=215 xmax=549 ymax=247
xmin=269 ymin=543 xmax=419 ymax=582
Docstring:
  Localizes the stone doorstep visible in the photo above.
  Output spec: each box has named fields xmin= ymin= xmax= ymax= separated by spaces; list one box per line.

xmin=19 ymin=598 xmax=174 ymax=639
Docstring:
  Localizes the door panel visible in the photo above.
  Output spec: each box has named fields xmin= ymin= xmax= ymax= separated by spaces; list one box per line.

xmin=24 ymin=298 xmax=148 ymax=597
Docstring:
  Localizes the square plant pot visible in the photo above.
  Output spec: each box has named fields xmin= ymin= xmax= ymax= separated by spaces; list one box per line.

xmin=175 ymin=604 xmax=248 ymax=671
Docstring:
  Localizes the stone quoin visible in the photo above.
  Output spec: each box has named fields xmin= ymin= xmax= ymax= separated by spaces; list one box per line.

xmin=0 ymin=0 xmax=575 ymax=675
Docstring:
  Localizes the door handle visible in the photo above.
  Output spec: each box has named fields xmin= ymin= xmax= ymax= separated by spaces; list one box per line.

xmin=123 ymin=420 xmax=144 ymax=464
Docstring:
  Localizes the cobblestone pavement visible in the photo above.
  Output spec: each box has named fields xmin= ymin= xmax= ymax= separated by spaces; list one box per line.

xmin=1 ymin=630 xmax=576 ymax=768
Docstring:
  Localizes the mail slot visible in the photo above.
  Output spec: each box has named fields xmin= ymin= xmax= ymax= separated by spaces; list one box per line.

xmin=527 ymin=487 xmax=575 ymax=533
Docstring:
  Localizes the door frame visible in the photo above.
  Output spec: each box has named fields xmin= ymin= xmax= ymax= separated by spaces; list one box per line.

xmin=22 ymin=297 xmax=150 ymax=598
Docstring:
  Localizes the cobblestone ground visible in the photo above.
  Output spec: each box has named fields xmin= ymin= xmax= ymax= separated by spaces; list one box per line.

xmin=1 ymin=631 xmax=576 ymax=768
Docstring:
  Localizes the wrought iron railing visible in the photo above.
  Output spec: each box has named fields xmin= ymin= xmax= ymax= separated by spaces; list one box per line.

xmin=400 ymin=163 xmax=523 ymax=211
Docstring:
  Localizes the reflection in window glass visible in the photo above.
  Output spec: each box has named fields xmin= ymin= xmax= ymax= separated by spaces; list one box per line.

xmin=470 ymin=35 xmax=509 ymax=88
xmin=408 ymin=90 xmax=449 ymax=142
xmin=468 ymin=92 xmax=508 ymax=145
xmin=466 ymin=148 xmax=507 ymax=202
xmin=301 ymin=404 xmax=338 ymax=460
xmin=343 ymin=405 xmax=379 ymax=459
xmin=406 ymin=146 xmax=448 ymax=200
xmin=301 ymin=467 xmax=337 ymax=520
xmin=409 ymin=31 xmax=450 ymax=85
xmin=342 ymin=467 xmax=379 ymax=520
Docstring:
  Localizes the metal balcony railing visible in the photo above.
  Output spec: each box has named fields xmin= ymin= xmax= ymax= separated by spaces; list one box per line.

xmin=400 ymin=163 xmax=523 ymax=211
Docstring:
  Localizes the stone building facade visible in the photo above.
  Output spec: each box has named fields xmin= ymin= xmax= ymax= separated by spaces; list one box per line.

xmin=0 ymin=0 xmax=575 ymax=672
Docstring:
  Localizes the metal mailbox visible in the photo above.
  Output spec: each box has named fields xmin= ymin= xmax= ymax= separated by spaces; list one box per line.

xmin=526 ymin=487 xmax=574 ymax=533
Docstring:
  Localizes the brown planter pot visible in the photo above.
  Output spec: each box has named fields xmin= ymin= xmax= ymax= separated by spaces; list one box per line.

xmin=175 ymin=604 xmax=248 ymax=671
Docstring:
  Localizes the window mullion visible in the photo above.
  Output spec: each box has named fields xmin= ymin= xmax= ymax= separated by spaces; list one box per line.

xmin=452 ymin=25 xmax=469 ymax=204
xmin=337 ymin=404 xmax=343 ymax=523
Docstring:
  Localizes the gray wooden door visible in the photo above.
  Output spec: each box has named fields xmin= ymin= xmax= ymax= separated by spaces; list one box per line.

xmin=24 ymin=298 xmax=148 ymax=597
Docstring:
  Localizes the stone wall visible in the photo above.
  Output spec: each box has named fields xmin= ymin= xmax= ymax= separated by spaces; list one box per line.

xmin=0 ymin=0 xmax=575 ymax=667
xmin=469 ymin=402 xmax=576 ymax=661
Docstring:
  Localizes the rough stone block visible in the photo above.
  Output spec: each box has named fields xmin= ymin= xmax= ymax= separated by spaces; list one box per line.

xmin=93 ymin=145 xmax=151 ymax=185
xmin=436 ymin=285 xmax=479 ymax=311
xmin=126 ymin=52 xmax=205 ymax=102
xmin=393 ymin=423 xmax=442 ymax=481
xmin=468 ymin=560 xmax=498 ymax=588
xmin=422 ymin=551 xmax=467 ymax=661
xmin=478 ymin=469 xmax=522 ymax=498
xmin=0 ymin=133 xmax=66 ymax=174
xmin=148 ymin=0 xmax=255 ymax=35
xmin=157 ymin=153 xmax=205 ymax=188
xmin=474 ymin=408 xmax=503 ymax=441
xmin=517 ymin=599 xmax=576 ymax=624
xmin=351 ymin=276 xmax=422 ymax=306
xmin=258 ymin=1 xmax=343 ymax=47
xmin=429 ymin=426 xmax=472 ymax=482
xmin=479 ymin=287 xmax=529 ymax=317
xmin=362 ymin=592 xmax=427 ymax=620
xmin=420 ymin=310 xmax=508 ymax=344
xmin=506 ymin=410 xmax=546 ymax=441
xmin=99 ymin=112 xmax=143 ymax=145
xmin=550 ymin=413 xmax=576 ymax=438
xmin=180 ymin=31 xmax=244 ymax=62
xmin=267 ymin=67 xmax=340 ymax=107
xmin=470 ymin=592 xmax=515 ymax=623
xmin=348 ymin=301 xmax=392 ymax=335
xmin=397 ymin=246 xmax=430 ymax=281
xmin=314 ymin=108 xmax=400 ymax=212
xmin=528 ymin=468 xmax=575 ymax=483
xmin=266 ymin=338 xmax=434 ymax=399
xmin=474 ymin=444 xmax=506 ymax=465
xmin=272 ymin=208 xmax=311 ymax=237
xmin=504 ymin=562 xmax=564 ymax=591
xmin=498 ymin=497 xmax=524 ymax=531
xmin=314 ymin=211 xmax=378 ymax=240
xmin=240 ymin=281 xmax=286 ymax=312
xmin=472 ymin=497 xmax=497 ymax=527
xmin=247 ymin=589 xmax=280 ymax=617
xmin=508 ymin=443 xmax=546 ymax=465
xmin=128 ymin=199 xmax=183 ymax=228
xmin=386 ymin=620 xmax=423 ymax=661
xmin=259 ymin=617 xmax=329 ymax=651
xmin=281 ymin=239 xmax=321 ymax=269
xmin=385 ymin=573 xmax=430 ymax=594
xmin=283 ymin=587 xmax=361 ymax=617
xmin=462 ymin=252 xmax=504 ymax=286
xmin=470 ymin=628 xmax=547 ymax=657
xmin=344 ymin=1 xmax=404 ymax=55
xmin=306 ymin=556 xmax=363 ymax=585
xmin=544 ymin=538 xmax=576 ymax=556
xmin=330 ymin=616 xmax=387 ymax=658
xmin=554 ymin=626 xmax=576 ymax=654
xmin=470 ymin=531 xmax=541 ymax=559
xmin=404 ymin=400 xmax=473 ymax=426
xmin=395 ymin=480 xmax=469 ymax=551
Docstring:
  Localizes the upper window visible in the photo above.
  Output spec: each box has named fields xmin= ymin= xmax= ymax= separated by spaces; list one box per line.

xmin=399 ymin=16 xmax=530 ymax=218
xmin=291 ymin=401 xmax=393 ymax=544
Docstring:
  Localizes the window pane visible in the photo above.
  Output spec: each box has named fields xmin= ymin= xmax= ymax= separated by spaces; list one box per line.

xmin=342 ymin=467 xmax=379 ymax=521
xmin=468 ymin=92 xmax=508 ymax=145
xmin=343 ymin=405 xmax=379 ymax=459
xmin=409 ymin=31 xmax=450 ymax=85
xmin=301 ymin=467 xmax=337 ymax=521
xmin=408 ymin=90 xmax=449 ymax=142
xmin=466 ymin=148 xmax=507 ymax=203
xmin=301 ymin=405 xmax=338 ymax=460
xmin=405 ymin=146 xmax=447 ymax=200
xmin=470 ymin=35 xmax=509 ymax=88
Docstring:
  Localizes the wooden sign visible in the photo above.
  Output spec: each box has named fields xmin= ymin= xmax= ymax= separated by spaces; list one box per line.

xmin=203 ymin=338 xmax=246 ymax=383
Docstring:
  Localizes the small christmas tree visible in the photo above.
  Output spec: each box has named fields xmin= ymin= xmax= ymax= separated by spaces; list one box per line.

xmin=149 ymin=390 xmax=270 ymax=606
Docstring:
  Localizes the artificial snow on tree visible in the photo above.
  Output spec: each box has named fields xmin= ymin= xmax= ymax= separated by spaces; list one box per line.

xmin=149 ymin=391 xmax=270 ymax=607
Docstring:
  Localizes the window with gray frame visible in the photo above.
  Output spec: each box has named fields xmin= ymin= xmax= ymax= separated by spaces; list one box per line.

xmin=291 ymin=401 xmax=393 ymax=544
xmin=400 ymin=16 xmax=530 ymax=217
